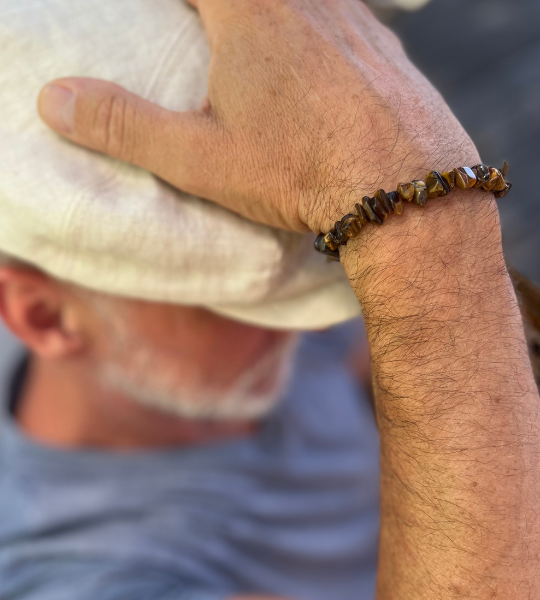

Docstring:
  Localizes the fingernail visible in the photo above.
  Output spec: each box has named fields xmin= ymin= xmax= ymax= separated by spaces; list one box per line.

xmin=39 ymin=84 xmax=75 ymax=134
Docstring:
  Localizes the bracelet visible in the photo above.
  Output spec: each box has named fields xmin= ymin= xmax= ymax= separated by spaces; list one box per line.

xmin=314 ymin=163 xmax=512 ymax=261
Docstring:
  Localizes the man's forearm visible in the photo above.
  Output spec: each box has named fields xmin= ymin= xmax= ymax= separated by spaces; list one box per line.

xmin=343 ymin=189 xmax=540 ymax=598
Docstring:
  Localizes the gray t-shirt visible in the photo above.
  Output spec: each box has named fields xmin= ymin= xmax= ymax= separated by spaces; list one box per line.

xmin=0 ymin=324 xmax=380 ymax=600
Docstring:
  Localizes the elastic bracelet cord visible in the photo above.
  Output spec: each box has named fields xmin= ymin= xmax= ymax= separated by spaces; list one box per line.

xmin=314 ymin=163 xmax=512 ymax=261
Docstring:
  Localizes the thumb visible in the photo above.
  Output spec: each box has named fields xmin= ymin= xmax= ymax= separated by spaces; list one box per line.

xmin=38 ymin=77 xmax=216 ymax=196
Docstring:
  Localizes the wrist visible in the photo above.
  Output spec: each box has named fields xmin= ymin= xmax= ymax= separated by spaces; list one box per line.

xmin=340 ymin=188 xmax=505 ymax=301
xmin=339 ymin=188 xmax=534 ymax=403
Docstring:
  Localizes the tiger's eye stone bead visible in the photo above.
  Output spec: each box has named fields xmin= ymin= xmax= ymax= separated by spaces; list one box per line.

xmin=454 ymin=166 xmax=477 ymax=189
xmin=340 ymin=214 xmax=362 ymax=238
xmin=360 ymin=196 xmax=383 ymax=225
xmin=314 ymin=234 xmax=340 ymax=260
xmin=314 ymin=234 xmax=326 ymax=253
xmin=442 ymin=170 xmax=456 ymax=191
xmin=412 ymin=180 xmax=428 ymax=207
xmin=333 ymin=222 xmax=348 ymax=246
xmin=397 ymin=182 xmax=415 ymax=203
xmin=387 ymin=191 xmax=404 ymax=215
xmin=494 ymin=182 xmax=512 ymax=199
xmin=371 ymin=193 xmax=389 ymax=221
xmin=473 ymin=164 xmax=490 ymax=188
xmin=492 ymin=173 xmax=508 ymax=192
xmin=374 ymin=189 xmax=392 ymax=214
xmin=426 ymin=171 xmax=450 ymax=199
xmin=324 ymin=231 xmax=339 ymax=251
xmin=482 ymin=167 xmax=502 ymax=192
xmin=355 ymin=203 xmax=370 ymax=225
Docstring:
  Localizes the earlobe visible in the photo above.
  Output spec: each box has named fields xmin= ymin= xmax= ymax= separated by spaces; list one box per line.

xmin=0 ymin=267 xmax=86 ymax=359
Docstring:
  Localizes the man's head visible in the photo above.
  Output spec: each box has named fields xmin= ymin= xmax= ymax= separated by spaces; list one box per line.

xmin=0 ymin=254 xmax=298 ymax=421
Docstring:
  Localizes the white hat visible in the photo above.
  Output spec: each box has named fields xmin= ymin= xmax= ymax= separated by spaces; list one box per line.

xmin=0 ymin=0 xmax=361 ymax=330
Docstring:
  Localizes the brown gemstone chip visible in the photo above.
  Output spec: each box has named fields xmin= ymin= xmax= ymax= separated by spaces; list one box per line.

xmin=355 ymin=203 xmax=370 ymax=225
xmin=340 ymin=214 xmax=362 ymax=238
xmin=360 ymin=196 xmax=383 ymax=225
xmin=333 ymin=222 xmax=348 ymax=246
xmin=374 ymin=189 xmax=392 ymax=214
xmin=482 ymin=168 xmax=501 ymax=192
xmin=426 ymin=171 xmax=449 ymax=199
xmin=397 ymin=182 xmax=415 ymax=202
xmin=494 ymin=182 xmax=512 ymax=199
xmin=442 ymin=170 xmax=456 ymax=191
xmin=492 ymin=173 xmax=507 ymax=192
xmin=387 ymin=191 xmax=404 ymax=215
xmin=486 ymin=168 xmax=506 ymax=192
xmin=412 ymin=180 xmax=428 ymax=207
xmin=314 ymin=234 xmax=340 ymax=260
xmin=314 ymin=234 xmax=327 ymax=253
xmin=473 ymin=164 xmax=490 ymax=188
xmin=371 ymin=195 xmax=389 ymax=221
xmin=324 ymin=231 xmax=339 ymax=251
xmin=454 ymin=166 xmax=477 ymax=189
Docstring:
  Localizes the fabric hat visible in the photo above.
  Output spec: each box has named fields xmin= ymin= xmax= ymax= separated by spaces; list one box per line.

xmin=0 ymin=0 xmax=361 ymax=330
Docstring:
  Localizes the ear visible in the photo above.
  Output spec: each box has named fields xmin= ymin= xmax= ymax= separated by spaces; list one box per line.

xmin=0 ymin=267 xmax=86 ymax=358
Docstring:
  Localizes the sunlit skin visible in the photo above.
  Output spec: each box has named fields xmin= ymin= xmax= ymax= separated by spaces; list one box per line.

xmin=0 ymin=265 xmax=297 ymax=450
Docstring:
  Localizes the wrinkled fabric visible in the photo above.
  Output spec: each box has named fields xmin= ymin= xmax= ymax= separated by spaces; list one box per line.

xmin=0 ymin=0 xmax=361 ymax=330
xmin=0 ymin=324 xmax=380 ymax=600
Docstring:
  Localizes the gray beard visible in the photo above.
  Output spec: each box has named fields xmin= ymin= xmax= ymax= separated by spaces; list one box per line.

xmin=99 ymin=335 xmax=299 ymax=421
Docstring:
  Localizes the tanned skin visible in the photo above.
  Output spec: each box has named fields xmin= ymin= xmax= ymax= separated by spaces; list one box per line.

xmin=38 ymin=0 xmax=540 ymax=597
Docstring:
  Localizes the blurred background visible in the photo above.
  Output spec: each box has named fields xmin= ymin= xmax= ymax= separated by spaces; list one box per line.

xmin=387 ymin=0 xmax=540 ymax=285
xmin=0 ymin=0 xmax=538 ymax=369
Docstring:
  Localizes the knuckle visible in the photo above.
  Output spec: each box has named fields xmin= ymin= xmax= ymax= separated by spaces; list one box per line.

xmin=90 ymin=94 xmax=135 ymax=162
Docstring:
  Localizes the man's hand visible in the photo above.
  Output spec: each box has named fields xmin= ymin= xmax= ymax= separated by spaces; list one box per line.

xmin=38 ymin=0 xmax=476 ymax=233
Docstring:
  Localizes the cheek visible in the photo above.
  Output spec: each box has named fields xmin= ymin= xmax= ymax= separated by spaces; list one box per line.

xmin=128 ymin=304 xmax=290 ymax=364
xmin=129 ymin=310 xmax=295 ymax=386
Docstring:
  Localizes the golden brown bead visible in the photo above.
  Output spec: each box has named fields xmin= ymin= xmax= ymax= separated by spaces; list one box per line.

xmin=426 ymin=171 xmax=449 ymax=199
xmin=482 ymin=167 xmax=502 ymax=192
xmin=492 ymin=175 xmax=507 ymax=192
xmin=374 ymin=189 xmax=392 ymax=214
xmin=340 ymin=214 xmax=362 ymax=238
xmin=360 ymin=196 xmax=383 ymax=225
xmin=371 ymin=194 xmax=389 ymax=221
xmin=494 ymin=182 xmax=512 ymax=199
xmin=412 ymin=180 xmax=428 ymax=207
xmin=454 ymin=166 xmax=477 ymax=189
xmin=473 ymin=164 xmax=490 ymax=188
xmin=397 ymin=182 xmax=415 ymax=203
xmin=442 ymin=170 xmax=456 ymax=191
xmin=387 ymin=191 xmax=404 ymax=215
xmin=324 ymin=231 xmax=339 ymax=251
xmin=333 ymin=222 xmax=348 ymax=245
xmin=314 ymin=234 xmax=340 ymax=260
xmin=355 ymin=203 xmax=370 ymax=225
xmin=486 ymin=168 xmax=507 ymax=193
